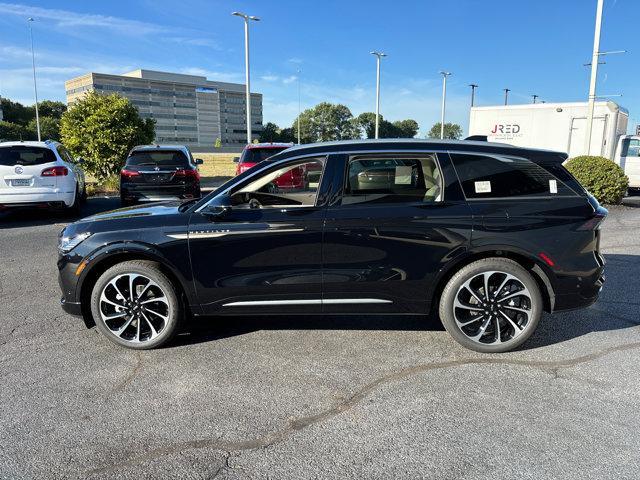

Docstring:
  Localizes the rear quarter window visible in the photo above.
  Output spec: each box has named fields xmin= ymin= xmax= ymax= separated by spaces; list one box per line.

xmin=240 ymin=148 xmax=288 ymax=164
xmin=0 ymin=146 xmax=57 ymax=166
xmin=449 ymin=153 xmax=575 ymax=199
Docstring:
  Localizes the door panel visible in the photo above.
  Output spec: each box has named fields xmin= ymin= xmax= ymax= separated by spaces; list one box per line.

xmin=189 ymin=207 xmax=325 ymax=314
xmin=189 ymin=155 xmax=331 ymax=315
xmin=321 ymin=152 xmax=472 ymax=314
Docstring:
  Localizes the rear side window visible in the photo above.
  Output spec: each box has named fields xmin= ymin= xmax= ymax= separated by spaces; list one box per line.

xmin=126 ymin=150 xmax=190 ymax=167
xmin=449 ymin=153 xmax=574 ymax=199
xmin=342 ymin=154 xmax=442 ymax=205
xmin=621 ymin=139 xmax=640 ymax=157
xmin=240 ymin=148 xmax=287 ymax=164
xmin=0 ymin=146 xmax=57 ymax=166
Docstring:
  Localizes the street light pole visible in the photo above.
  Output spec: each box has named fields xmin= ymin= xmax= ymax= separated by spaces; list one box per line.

xmin=232 ymin=12 xmax=260 ymax=145
xmin=469 ymin=84 xmax=478 ymax=107
xmin=585 ymin=0 xmax=604 ymax=155
xmin=532 ymin=94 xmax=539 ymax=104
xmin=297 ymin=68 xmax=301 ymax=144
xmin=439 ymin=71 xmax=452 ymax=139
xmin=27 ymin=17 xmax=40 ymax=141
xmin=503 ymin=88 xmax=510 ymax=106
xmin=370 ymin=51 xmax=386 ymax=139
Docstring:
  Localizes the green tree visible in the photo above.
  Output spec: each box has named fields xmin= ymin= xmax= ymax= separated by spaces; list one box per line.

xmin=354 ymin=112 xmax=378 ymax=138
xmin=427 ymin=122 xmax=463 ymax=140
xmin=393 ymin=119 xmax=419 ymax=138
xmin=0 ymin=98 xmax=34 ymax=126
xmin=38 ymin=100 xmax=67 ymax=119
xmin=0 ymin=121 xmax=29 ymax=141
xmin=293 ymin=102 xmax=359 ymax=143
xmin=27 ymin=116 xmax=61 ymax=141
xmin=214 ymin=137 xmax=222 ymax=148
xmin=60 ymin=92 xmax=155 ymax=180
xmin=259 ymin=122 xmax=280 ymax=142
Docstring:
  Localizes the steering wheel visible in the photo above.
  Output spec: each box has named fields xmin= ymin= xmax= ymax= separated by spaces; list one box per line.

xmin=248 ymin=197 xmax=262 ymax=209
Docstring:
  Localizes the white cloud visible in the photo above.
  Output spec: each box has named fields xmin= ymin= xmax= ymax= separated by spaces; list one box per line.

xmin=179 ymin=67 xmax=242 ymax=83
xmin=282 ymin=75 xmax=298 ymax=85
xmin=260 ymin=75 xmax=279 ymax=82
xmin=167 ymin=37 xmax=221 ymax=49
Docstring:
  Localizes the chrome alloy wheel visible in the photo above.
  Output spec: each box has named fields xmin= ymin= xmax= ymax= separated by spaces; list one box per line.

xmin=98 ymin=273 xmax=169 ymax=344
xmin=452 ymin=270 xmax=533 ymax=346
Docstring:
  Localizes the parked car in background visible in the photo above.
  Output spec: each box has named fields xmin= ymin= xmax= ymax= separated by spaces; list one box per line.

xmin=58 ymin=139 xmax=607 ymax=353
xmin=0 ymin=140 xmax=86 ymax=212
xmin=120 ymin=145 xmax=203 ymax=206
xmin=234 ymin=142 xmax=314 ymax=189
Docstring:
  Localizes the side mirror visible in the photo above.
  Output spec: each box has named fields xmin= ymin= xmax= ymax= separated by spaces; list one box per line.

xmin=195 ymin=158 xmax=204 ymax=165
xmin=202 ymin=194 xmax=233 ymax=219
xmin=233 ymin=156 xmax=240 ymax=163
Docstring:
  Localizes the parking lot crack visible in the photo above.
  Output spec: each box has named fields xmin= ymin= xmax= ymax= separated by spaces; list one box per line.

xmin=85 ymin=339 xmax=640 ymax=475
xmin=111 ymin=352 xmax=143 ymax=393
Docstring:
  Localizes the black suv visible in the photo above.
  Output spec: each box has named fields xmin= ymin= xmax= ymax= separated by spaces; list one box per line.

xmin=120 ymin=145 xmax=203 ymax=206
xmin=58 ymin=139 xmax=606 ymax=353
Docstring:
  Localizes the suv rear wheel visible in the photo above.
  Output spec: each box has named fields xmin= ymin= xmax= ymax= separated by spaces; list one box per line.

xmin=439 ymin=258 xmax=542 ymax=353
xmin=90 ymin=260 xmax=181 ymax=349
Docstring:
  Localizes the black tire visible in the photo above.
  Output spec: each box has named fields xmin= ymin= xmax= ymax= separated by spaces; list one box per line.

xmin=438 ymin=258 xmax=542 ymax=353
xmin=90 ymin=260 xmax=181 ymax=349
xmin=63 ymin=184 xmax=81 ymax=216
xmin=120 ymin=196 xmax=134 ymax=208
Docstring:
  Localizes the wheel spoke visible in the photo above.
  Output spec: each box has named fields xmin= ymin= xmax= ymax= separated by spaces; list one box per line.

xmin=135 ymin=316 xmax=141 ymax=342
xmin=464 ymin=285 xmax=484 ymax=304
xmin=494 ymin=316 xmax=502 ymax=344
xmin=100 ymin=294 xmax=125 ymax=309
xmin=494 ymin=275 xmax=511 ymax=298
xmin=469 ymin=317 xmax=492 ymax=341
xmin=498 ymin=289 xmax=528 ymax=302
xmin=141 ymin=296 xmax=167 ymax=306
xmin=456 ymin=315 xmax=485 ymax=328
xmin=141 ymin=312 xmax=158 ymax=338
xmin=128 ymin=274 xmax=137 ymax=301
xmin=102 ymin=311 xmax=127 ymax=321
xmin=113 ymin=316 xmax=135 ymax=337
xmin=454 ymin=298 xmax=483 ymax=312
xmin=482 ymin=272 xmax=490 ymax=300
xmin=144 ymin=307 xmax=168 ymax=320
xmin=502 ymin=305 xmax=530 ymax=315
xmin=498 ymin=310 xmax=525 ymax=337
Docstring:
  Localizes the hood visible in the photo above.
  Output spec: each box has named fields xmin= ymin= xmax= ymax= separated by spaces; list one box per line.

xmin=81 ymin=201 xmax=184 ymax=223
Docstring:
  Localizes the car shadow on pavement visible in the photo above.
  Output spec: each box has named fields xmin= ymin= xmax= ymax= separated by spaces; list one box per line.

xmin=0 ymin=196 xmax=120 ymax=229
xmin=172 ymin=253 xmax=640 ymax=351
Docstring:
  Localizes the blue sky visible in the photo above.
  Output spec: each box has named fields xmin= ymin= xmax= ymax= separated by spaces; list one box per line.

xmin=0 ymin=0 xmax=638 ymax=136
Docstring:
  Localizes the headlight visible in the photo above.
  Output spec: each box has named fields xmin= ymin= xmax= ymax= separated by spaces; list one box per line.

xmin=58 ymin=231 xmax=92 ymax=253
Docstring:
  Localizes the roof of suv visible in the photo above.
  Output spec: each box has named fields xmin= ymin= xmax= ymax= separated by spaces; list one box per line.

xmin=267 ymin=139 xmax=568 ymax=163
xmin=244 ymin=142 xmax=294 ymax=150
xmin=0 ymin=140 xmax=60 ymax=149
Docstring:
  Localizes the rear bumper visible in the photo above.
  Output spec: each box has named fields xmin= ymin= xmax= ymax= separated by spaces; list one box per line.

xmin=121 ymin=185 xmax=200 ymax=202
xmin=554 ymin=271 xmax=605 ymax=312
xmin=0 ymin=190 xmax=75 ymax=207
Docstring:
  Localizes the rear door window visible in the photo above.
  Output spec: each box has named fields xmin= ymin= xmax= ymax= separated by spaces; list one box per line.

xmin=342 ymin=154 xmax=443 ymax=205
xmin=126 ymin=150 xmax=190 ymax=167
xmin=449 ymin=153 xmax=574 ymax=199
xmin=0 ymin=146 xmax=57 ymax=166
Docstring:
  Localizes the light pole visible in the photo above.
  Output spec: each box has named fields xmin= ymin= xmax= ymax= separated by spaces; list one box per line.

xmin=370 ymin=51 xmax=386 ymax=139
xmin=28 ymin=17 xmax=41 ymax=141
xmin=439 ymin=71 xmax=451 ymax=139
xmin=532 ymin=94 xmax=539 ymax=104
xmin=232 ymin=11 xmax=260 ymax=145
xmin=297 ymin=68 xmax=301 ymax=144
xmin=585 ymin=0 xmax=604 ymax=155
xmin=469 ymin=84 xmax=478 ymax=107
xmin=503 ymin=88 xmax=510 ymax=106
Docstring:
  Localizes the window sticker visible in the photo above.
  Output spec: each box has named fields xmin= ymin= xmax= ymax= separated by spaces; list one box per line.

xmin=395 ymin=166 xmax=412 ymax=185
xmin=474 ymin=181 xmax=491 ymax=193
xmin=549 ymin=179 xmax=558 ymax=194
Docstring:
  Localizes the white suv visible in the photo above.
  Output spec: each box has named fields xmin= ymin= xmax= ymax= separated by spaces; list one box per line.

xmin=0 ymin=140 xmax=86 ymax=211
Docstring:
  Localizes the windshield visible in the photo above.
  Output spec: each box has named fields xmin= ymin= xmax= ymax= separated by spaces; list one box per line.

xmin=126 ymin=150 xmax=190 ymax=167
xmin=240 ymin=147 xmax=288 ymax=164
xmin=0 ymin=146 xmax=57 ymax=166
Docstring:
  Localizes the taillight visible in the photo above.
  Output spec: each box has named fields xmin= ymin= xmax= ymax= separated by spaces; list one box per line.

xmin=120 ymin=169 xmax=140 ymax=178
xmin=175 ymin=169 xmax=200 ymax=180
xmin=41 ymin=166 xmax=68 ymax=177
xmin=238 ymin=164 xmax=252 ymax=174
xmin=578 ymin=214 xmax=606 ymax=231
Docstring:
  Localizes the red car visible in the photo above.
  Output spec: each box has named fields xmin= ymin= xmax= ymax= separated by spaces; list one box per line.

xmin=235 ymin=143 xmax=308 ymax=189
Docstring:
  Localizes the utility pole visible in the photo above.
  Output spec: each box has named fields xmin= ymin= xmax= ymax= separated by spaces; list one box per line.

xmin=439 ymin=71 xmax=452 ymax=139
xmin=469 ymin=84 xmax=478 ymax=107
xmin=532 ymin=94 xmax=539 ymax=104
xmin=585 ymin=0 xmax=604 ymax=155
xmin=370 ymin=51 xmax=386 ymax=139
xmin=503 ymin=88 xmax=510 ymax=106
xmin=28 ymin=17 xmax=41 ymax=141
xmin=232 ymin=12 xmax=260 ymax=145
xmin=297 ymin=68 xmax=301 ymax=144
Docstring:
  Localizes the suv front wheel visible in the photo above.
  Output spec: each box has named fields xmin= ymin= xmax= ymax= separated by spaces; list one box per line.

xmin=90 ymin=260 xmax=181 ymax=349
xmin=439 ymin=258 xmax=542 ymax=353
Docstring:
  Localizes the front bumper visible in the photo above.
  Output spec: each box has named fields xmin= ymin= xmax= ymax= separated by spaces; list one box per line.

xmin=60 ymin=297 xmax=83 ymax=316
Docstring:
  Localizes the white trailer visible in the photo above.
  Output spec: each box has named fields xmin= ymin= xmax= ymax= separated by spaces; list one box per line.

xmin=468 ymin=101 xmax=628 ymax=159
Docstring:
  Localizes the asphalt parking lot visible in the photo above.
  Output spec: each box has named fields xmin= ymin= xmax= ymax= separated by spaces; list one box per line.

xmin=1 ymin=197 xmax=640 ymax=479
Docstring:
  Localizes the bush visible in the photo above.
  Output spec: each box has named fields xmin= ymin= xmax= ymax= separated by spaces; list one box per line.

xmin=86 ymin=174 xmax=120 ymax=197
xmin=60 ymin=92 xmax=155 ymax=181
xmin=565 ymin=155 xmax=628 ymax=205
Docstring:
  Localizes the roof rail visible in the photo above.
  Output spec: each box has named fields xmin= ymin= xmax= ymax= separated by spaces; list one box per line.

xmin=464 ymin=135 xmax=487 ymax=142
